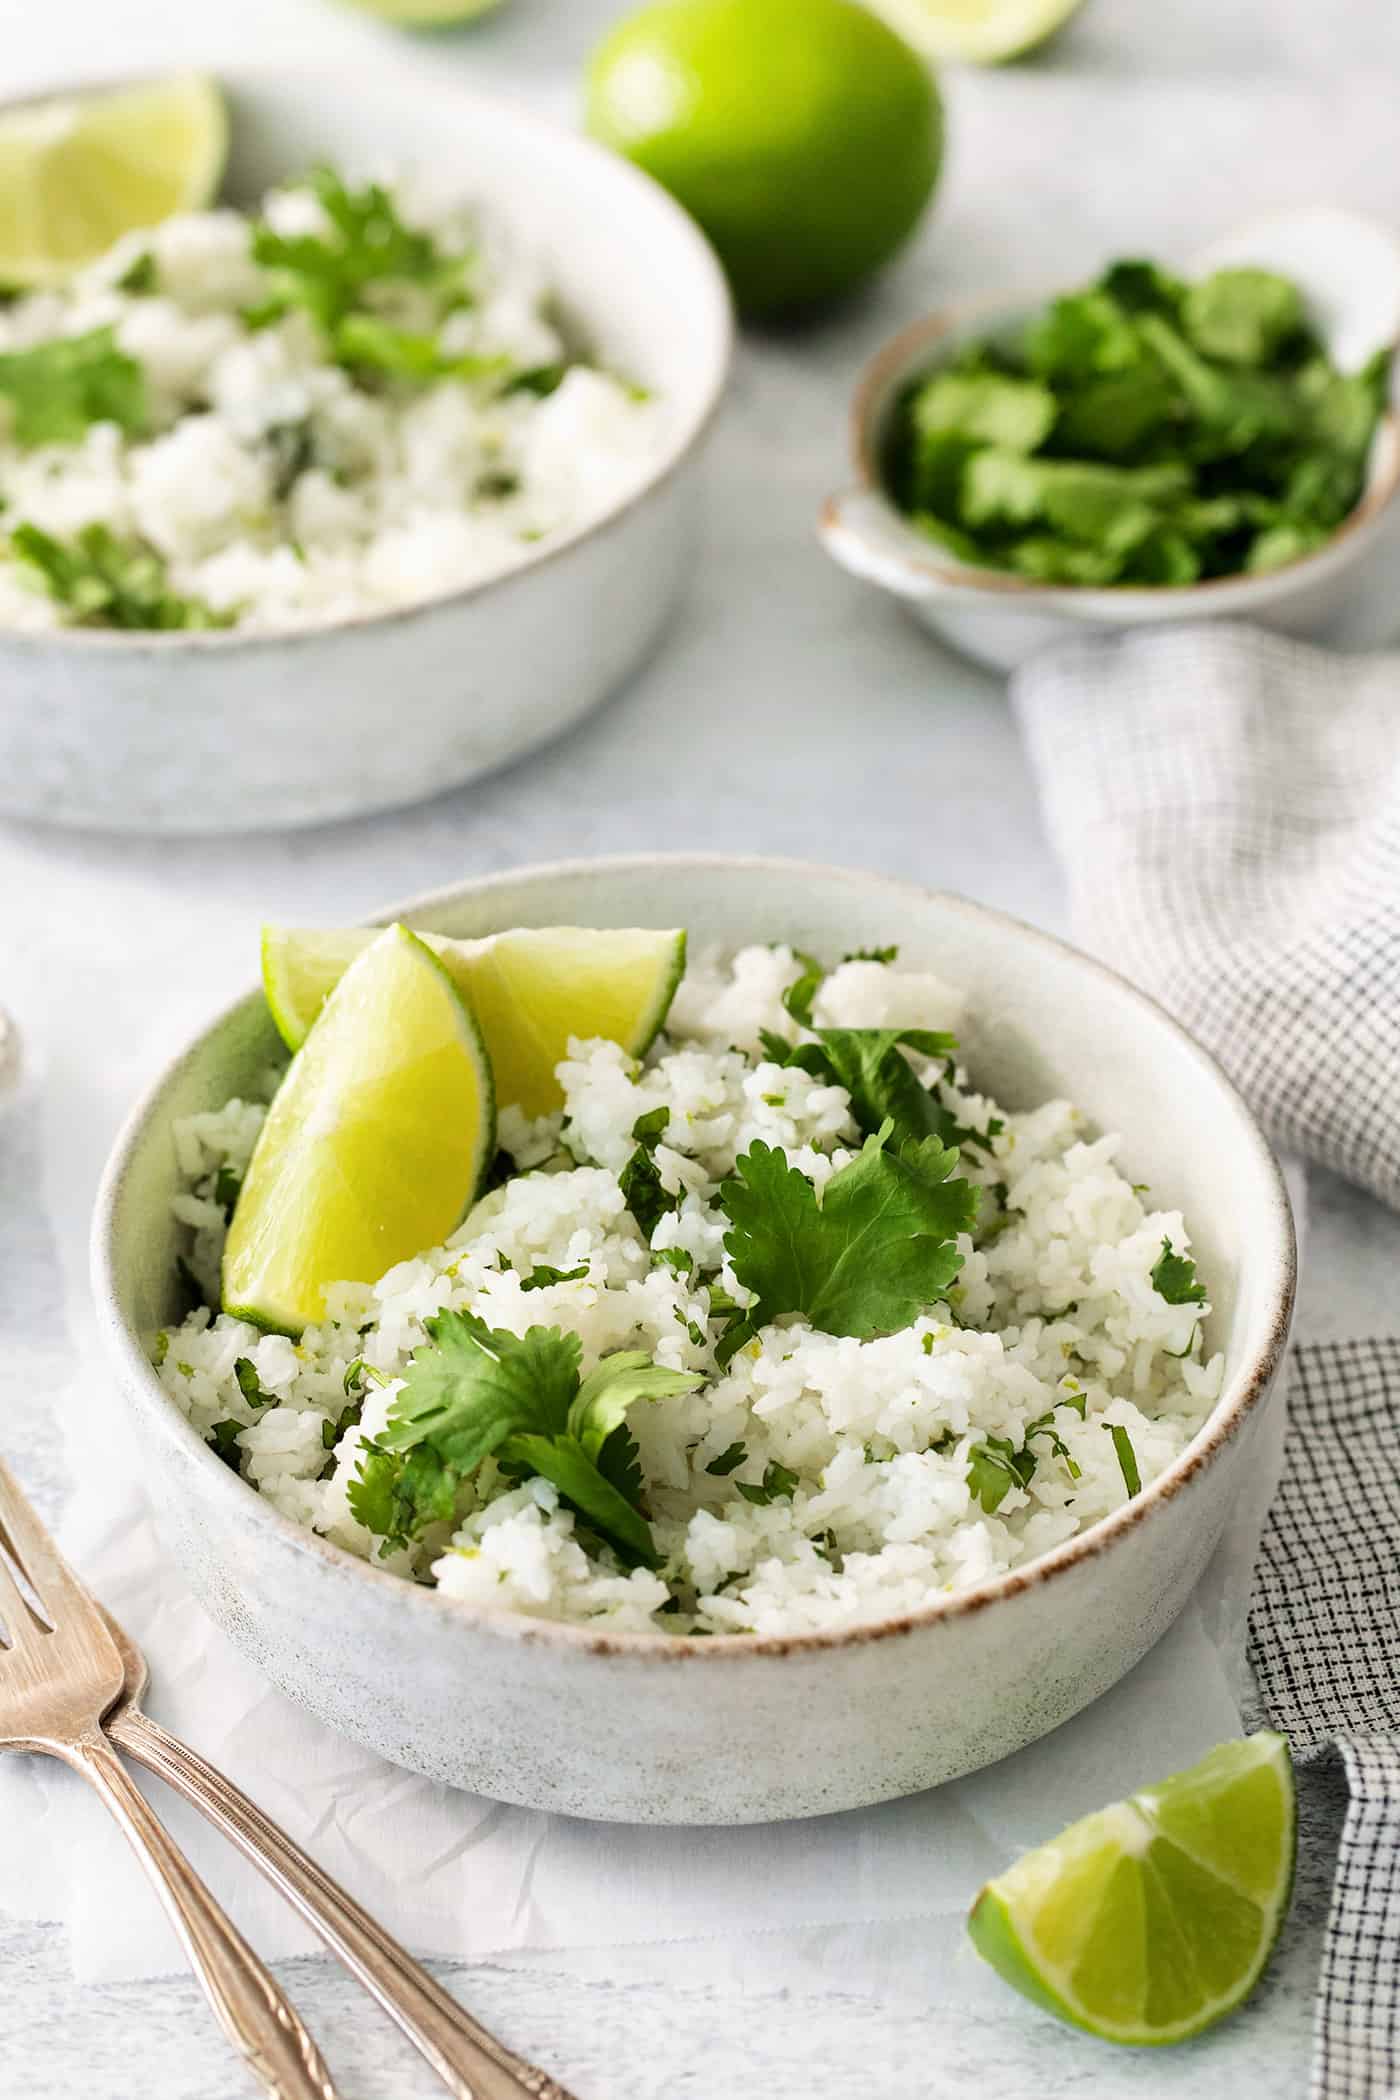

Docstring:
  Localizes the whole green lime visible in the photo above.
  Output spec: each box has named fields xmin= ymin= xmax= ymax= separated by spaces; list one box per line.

xmin=585 ymin=0 xmax=943 ymax=318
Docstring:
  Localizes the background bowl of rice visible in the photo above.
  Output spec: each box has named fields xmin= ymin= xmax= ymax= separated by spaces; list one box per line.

xmin=0 ymin=68 xmax=732 ymax=834
xmin=93 ymin=855 xmax=1295 ymax=1824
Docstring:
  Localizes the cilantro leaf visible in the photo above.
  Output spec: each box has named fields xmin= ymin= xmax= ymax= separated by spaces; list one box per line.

xmin=0 ymin=327 xmax=146 ymax=447
xmin=233 ymin=1358 xmax=275 ymax=1410
xmin=619 ymin=1107 xmax=674 ymax=1240
xmin=116 ymin=250 xmax=158 ymax=294
xmin=521 ymin=1262 xmax=589 ymax=1292
xmin=781 ymin=952 xmax=826 ymax=1029
xmin=912 ymin=370 xmax=1056 ymax=453
xmin=249 ymin=168 xmax=449 ymax=336
xmin=380 ymin=1311 xmax=580 ymax=1471
xmin=9 ymin=522 xmax=232 ymax=631
xmin=722 ymin=1125 xmax=977 ymax=1340
xmin=363 ymin=1311 xmax=697 ymax=1566
xmin=1182 ymin=267 xmax=1304 ymax=367
xmin=1150 ymin=1238 xmax=1207 ymax=1307
xmin=331 ymin=312 xmax=505 ymax=387
xmin=967 ymin=1434 xmax=1036 ymax=1514
xmin=209 ymin=1419 xmax=244 ymax=1472
xmin=736 ymin=1460 xmax=800 ymax=1506
xmin=706 ymin=1441 xmax=748 ymax=1477
xmin=1110 ymin=1424 xmax=1142 ymax=1498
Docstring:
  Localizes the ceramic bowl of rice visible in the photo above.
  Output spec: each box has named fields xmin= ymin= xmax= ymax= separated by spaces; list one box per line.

xmin=0 ymin=68 xmax=730 ymax=832
xmin=93 ymin=856 xmax=1295 ymax=1824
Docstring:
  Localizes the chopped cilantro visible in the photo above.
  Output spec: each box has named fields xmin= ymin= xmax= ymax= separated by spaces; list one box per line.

xmin=209 ymin=1420 xmax=244 ymax=1472
xmin=233 ymin=1358 xmax=275 ymax=1410
xmin=886 ymin=256 xmax=1387 ymax=586
xmin=214 ymin=1164 xmax=243 ymax=1210
xmin=1022 ymin=1408 xmax=1082 ymax=1480
xmin=736 ymin=1460 xmax=800 ymax=1506
xmin=652 ymin=1246 xmax=695 ymax=1279
xmin=967 ymin=1435 xmax=1037 ymax=1514
xmin=321 ymin=1400 xmax=362 ymax=1454
xmin=116 ymin=250 xmax=158 ymax=294
xmin=0 ymin=326 xmax=146 ymax=447
xmin=619 ymin=1107 xmax=674 ymax=1240
xmin=1151 ymin=1238 xmax=1207 ymax=1307
xmin=342 ymin=1355 xmax=390 ymax=1395
xmin=9 ymin=521 xmax=232 ymax=631
xmin=781 ymin=952 xmax=826 ymax=1029
xmin=721 ymin=1123 xmax=977 ymax=1340
xmin=706 ymin=1442 xmax=748 ymax=1477
xmin=1110 ymin=1423 xmax=1142 ymax=1497
xmin=842 ymin=945 xmax=899 ymax=964
xmin=249 ymin=168 xmax=451 ymax=336
xmin=349 ymin=1310 xmax=699 ymax=1565
xmin=521 ymin=1262 xmax=589 ymax=1292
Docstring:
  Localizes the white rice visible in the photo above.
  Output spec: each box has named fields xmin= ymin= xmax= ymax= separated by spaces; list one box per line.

xmin=0 ymin=175 xmax=664 ymax=633
xmin=155 ymin=945 xmax=1223 ymax=1638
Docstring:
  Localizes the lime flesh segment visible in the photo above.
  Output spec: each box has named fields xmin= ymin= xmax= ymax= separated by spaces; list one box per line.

xmin=865 ymin=0 xmax=1084 ymax=63
xmin=968 ymin=1733 xmax=1296 ymax=2045
xmin=224 ymin=924 xmax=495 ymax=1335
xmin=0 ymin=75 xmax=227 ymax=288
xmin=262 ymin=923 xmax=687 ymax=1116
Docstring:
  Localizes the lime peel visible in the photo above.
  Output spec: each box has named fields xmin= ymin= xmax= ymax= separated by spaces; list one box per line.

xmin=865 ymin=0 xmax=1085 ymax=64
xmin=968 ymin=1732 xmax=1296 ymax=2046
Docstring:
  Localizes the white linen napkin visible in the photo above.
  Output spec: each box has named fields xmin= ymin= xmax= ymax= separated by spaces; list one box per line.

xmin=0 ymin=818 xmax=1281 ymax=1999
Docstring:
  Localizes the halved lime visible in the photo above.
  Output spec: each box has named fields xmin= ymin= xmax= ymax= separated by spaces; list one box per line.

xmin=224 ymin=925 xmax=495 ymax=1335
xmin=968 ymin=1733 xmax=1296 ymax=2045
xmin=865 ymin=0 xmax=1084 ymax=64
xmin=0 ymin=75 xmax=227 ymax=290
xmin=262 ymin=923 xmax=687 ymax=1116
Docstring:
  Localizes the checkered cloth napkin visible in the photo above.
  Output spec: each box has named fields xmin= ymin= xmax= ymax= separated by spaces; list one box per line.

xmin=1014 ymin=624 xmax=1400 ymax=2100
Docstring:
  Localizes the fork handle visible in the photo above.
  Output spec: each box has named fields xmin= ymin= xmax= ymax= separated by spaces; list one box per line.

xmin=108 ymin=1706 xmax=579 ymax=2100
xmin=62 ymin=1729 xmax=339 ymax=2100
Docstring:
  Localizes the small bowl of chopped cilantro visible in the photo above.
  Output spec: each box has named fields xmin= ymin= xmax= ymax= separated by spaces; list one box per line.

xmin=822 ymin=208 xmax=1400 ymax=671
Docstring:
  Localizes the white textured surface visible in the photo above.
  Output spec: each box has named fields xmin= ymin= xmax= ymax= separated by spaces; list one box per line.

xmin=3 ymin=0 xmax=1400 ymax=2093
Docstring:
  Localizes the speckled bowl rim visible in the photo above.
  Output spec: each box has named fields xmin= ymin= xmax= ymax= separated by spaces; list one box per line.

xmin=92 ymin=853 xmax=1297 ymax=1663
xmin=0 ymin=65 xmax=734 ymax=655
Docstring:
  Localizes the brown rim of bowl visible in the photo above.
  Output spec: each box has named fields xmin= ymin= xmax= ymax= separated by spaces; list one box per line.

xmin=91 ymin=853 xmax=1298 ymax=1664
xmin=843 ymin=286 xmax=1400 ymax=601
xmin=0 ymin=66 xmax=735 ymax=655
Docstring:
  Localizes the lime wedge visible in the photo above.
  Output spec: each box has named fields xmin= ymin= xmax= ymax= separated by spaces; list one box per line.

xmin=968 ymin=1733 xmax=1295 ymax=2045
xmin=864 ymin=0 xmax=1084 ymax=63
xmin=337 ymin=0 xmax=502 ymax=19
xmin=0 ymin=75 xmax=227 ymax=289
xmin=224 ymin=925 xmax=495 ymax=1335
xmin=262 ymin=923 xmax=687 ymax=1116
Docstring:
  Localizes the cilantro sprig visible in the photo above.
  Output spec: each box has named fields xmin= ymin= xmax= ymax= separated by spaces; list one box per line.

xmin=1151 ymin=1238 xmax=1207 ymax=1307
xmin=8 ymin=522 xmax=233 ymax=632
xmin=348 ymin=1310 xmax=699 ymax=1566
xmin=0 ymin=326 xmax=146 ymax=448
xmin=721 ymin=1122 xmax=977 ymax=1342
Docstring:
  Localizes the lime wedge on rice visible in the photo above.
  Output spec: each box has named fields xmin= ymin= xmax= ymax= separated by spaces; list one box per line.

xmin=864 ymin=0 xmax=1084 ymax=64
xmin=223 ymin=924 xmax=495 ymax=1335
xmin=0 ymin=75 xmax=227 ymax=289
xmin=262 ymin=923 xmax=687 ymax=1117
xmin=968 ymin=1733 xmax=1295 ymax=2045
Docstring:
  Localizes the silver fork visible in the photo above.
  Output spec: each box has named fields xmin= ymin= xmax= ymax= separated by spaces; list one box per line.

xmin=0 ymin=1455 xmax=339 ymax=2100
xmin=100 ymin=1608 xmax=580 ymax=2100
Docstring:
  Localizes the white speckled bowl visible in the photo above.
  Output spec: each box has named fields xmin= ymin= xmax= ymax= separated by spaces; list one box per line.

xmin=0 ymin=68 xmax=731 ymax=833
xmin=822 ymin=208 xmax=1400 ymax=671
xmin=92 ymin=857 xmax=1294 ymax=1824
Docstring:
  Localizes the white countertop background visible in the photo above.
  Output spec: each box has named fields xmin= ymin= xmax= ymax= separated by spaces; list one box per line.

xmin=4 ymin=0 xmax=1400 ymax=2092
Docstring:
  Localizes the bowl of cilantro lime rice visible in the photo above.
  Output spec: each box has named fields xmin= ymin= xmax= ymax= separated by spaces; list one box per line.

xmin=93 ymin=857 xmax=1294 ymax=1824
xmin=0 ymin=68 xmax=730 ymax=831
xmin=822 ymin=208 xmax=1400 ymax=671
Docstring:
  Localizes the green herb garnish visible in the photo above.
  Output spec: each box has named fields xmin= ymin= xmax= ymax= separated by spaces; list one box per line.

xmin=705 ymin=1442 xmax=748 ymax=1477
xmin=520 ymin=1263 xmax=590 ymax=1292
xmin=0 ymin=326 xmax=146 ymax=447
xmin=736 ymin=1460 xmax=800 ymax=1506
xmin=1151 ymin=1238 xmax=1207 ymax=1307
xmin=233 ymin=1358 xmax=276 ymax=1410
xmin=721 ymin=1122 xmax=977 ymax=1341
xmin=347 ymin=1311 xmax=699 ymax=1565
xmin=887 ymin=259 xmax=1387 ymax=586
xmin=8 ymin=521 xmax=232 ymax=631
xmin=1110 ymin=1423 xmax=1142 ymax=1497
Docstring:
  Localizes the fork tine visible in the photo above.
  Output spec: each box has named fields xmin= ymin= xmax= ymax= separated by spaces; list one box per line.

xmin=0 ymin=1518 xmax=49 ymax=1647
xmin=0 ymin=1454 xmax=84 ymax=1627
